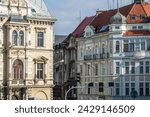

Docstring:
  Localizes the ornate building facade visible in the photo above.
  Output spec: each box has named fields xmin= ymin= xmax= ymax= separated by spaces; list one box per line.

xmin=0 ymin=0 xmax=56 ymax=100
xmin=75 ymin=0 xmax=150 ymax=100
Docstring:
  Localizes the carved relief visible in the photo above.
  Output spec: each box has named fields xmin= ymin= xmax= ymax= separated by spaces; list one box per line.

xmin=11 ymin=50 xmax=25 ymax=55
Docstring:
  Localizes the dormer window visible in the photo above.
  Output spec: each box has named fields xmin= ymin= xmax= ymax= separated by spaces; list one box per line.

xmin=141 ymin=14 xmax=145 ymax=20
xmin=130 ymin=14 xmax=136 ymax=20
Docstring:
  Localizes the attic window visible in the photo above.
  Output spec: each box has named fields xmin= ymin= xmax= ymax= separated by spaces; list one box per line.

xmin=130 ymin=14 xmax=136 ymax=20
xmin=141 ymin=14 xmax=145 ymax=20
xmin=115 ymin=26 xmax=120 ymax=29
xmin=132 ymin=26 xmax=137 ymax=30
xmin=138 ymin=26 xmax=143 ymax=29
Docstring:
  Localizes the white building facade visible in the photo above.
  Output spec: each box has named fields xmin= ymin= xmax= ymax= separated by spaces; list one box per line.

xmin=76 ymin=1 xmax=150 ymax=100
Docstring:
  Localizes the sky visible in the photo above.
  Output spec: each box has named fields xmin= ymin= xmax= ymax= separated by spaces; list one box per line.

xmin=44 ymin=0 xmax=136 ymax=35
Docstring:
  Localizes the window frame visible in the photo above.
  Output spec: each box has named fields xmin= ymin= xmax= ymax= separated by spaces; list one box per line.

xmin=37 ymin=32 xmax=44 ymax=47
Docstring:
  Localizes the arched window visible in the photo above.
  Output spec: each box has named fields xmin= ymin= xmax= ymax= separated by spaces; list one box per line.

xmin=13 ymin=59 xmax=23 ymax=80
xmin=116 ymin=41 xmax=120 ymax=53
xmin=12 ymin=30 xmax=17 ymax=45
xmin=19 ymin=31 xmax=24 ymax=46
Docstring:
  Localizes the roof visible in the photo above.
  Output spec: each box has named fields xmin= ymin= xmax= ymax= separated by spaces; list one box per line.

xmin=72 ymin=16 xmax=95 ymax=37
xmin=124 ymin=30 xmax=150 ymax=36
xmin=26 ymin=0 xmax=50 ymax=16
xmin=72 ymin=2 xmax=150 ymax=37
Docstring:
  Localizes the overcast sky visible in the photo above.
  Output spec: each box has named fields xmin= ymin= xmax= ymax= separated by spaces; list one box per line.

xmin=44 ymin=0 xmax=136 ymax=35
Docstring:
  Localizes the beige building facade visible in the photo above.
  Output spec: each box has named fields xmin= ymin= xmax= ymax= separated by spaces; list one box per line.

xmin=0 ymin=0 xmax=56 ymax=100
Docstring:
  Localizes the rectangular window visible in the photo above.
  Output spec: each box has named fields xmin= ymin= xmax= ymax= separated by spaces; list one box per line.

xmin=102 ymin=64 xmax=105 ymax=75
xmin=80 ymin=65 xmax=82 ymax=76
xmin=38 ymin=32 xmax=44 ymax=47
xmin=140 ymin=62 xmax=144 ymax=74
xmin=140 ymin=14 xmax=145 ymax=20
xmin=130 ymin=14 xmax=136 ymax=20
xmin=116 ymin=62 xmax=120 ymax=74
xmin=138 ymin=26 xmax=143 ymax=29
xmin=37 ymin=63 xmax=44 ymax=79
xmin=145 ymin=61 xmax=149 ymax=74
xmin=87 ymin=65 xmax=90 ymax=75
xmin=139 ymin=83 xmax=144 ymax=96
xmin=132 ymin=26 xmax=137 ymax=30
xmin=147 ymin=39 xmax=150 ymax=51
xmin=131 ymin=62 xmax=135 ymax=74
xmin=129 ymin=40 xmax=134 ymax=52
xmin=145 ymin=83 xmax=150 ymax=96
xmin=141 ymin=40 xmax=145 ymax=50
xmin=131 ymin=83 xmax=135 ymax=91
xmin=125 ymin=83 xmax=129 ymax=96
xmin=135 ymin=39 xmax=140 ymax=51
xmin=115 ymin=83 xmax=120 ymax=96
xmin=125 ymin=62 xmax=129 ymax=74
xmin=95 ymin=64 xmax=98 ymax=75
xmin=99 ymin=82 xmax=104 ymax=92
xmin=124 ymin=40 xmax=129 ymax=52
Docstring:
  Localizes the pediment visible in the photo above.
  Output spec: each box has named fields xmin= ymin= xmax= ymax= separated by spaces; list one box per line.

xmin=84 ymin=25 xmax=95 ymax=37
xmin=33 ymin=56 xmax=48 ymax=63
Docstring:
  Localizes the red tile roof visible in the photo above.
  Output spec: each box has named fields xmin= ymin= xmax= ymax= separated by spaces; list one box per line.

xmin=124 ymin=30 xmax=150 ymax=36
xmin=72 ymin=3 xmax=150 ymax=37
xmin=72 ymin=16 xmax=95 ymax=37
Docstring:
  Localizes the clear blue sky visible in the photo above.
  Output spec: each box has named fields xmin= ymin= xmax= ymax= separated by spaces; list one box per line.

xmin=44 ymin=0 xmax=133 ymax=35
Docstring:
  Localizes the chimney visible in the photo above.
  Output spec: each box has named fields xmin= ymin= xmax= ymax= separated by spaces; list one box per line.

xmin=134 ymin=0 xmax=144 ymax=4
xmin=96 ymin=10 xmax=104 ymax=15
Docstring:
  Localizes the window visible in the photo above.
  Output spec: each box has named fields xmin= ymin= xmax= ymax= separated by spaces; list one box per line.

xmin=13 ymin=59 xmax=23 ymax=80
xmin=140 ymin=62 xmax=144 ymax=74
xmin=135 ymin=39 xmax=140 ymax=51
xmin=87 ymin=64 xmax=90 ymax=76
xmin=37 ymin=63 xmax=44 ymax=79
xmin=139 ymin=83 xmax=144 ymax=96
xmin=102 ymin=44 xmax=105 ymax=54
xmin=115 ymin=26 xmax=120 ymax=29
xmin=116 ymin=62 xmax=120 ymax=74
xmin=131 ymin=62 xmax=135 ymax=74
xmin=19 ymin=31 xmax=24 ymax=46
xmin=131 ymin=83 xmax=135 ymax=91
xmin=80 ymin=48 xmax=83 ymax=57
xmin=140 ymin=14 xmax=145 ymax=20
xmin=145 ymin=83 xmax=150 ymax=96
xmin=145 ymin=61 xmax=149 ymax=74
xmin=95 ymin=64 xmax=98 ymax=75
xmin=115 ymin=83 xmax=120 ymax=96
xmin=130 ymin=14 xmax=136 ymax=20
xmin=102 ymin=64 xmax=105 ymax=75
xmin=138 ymin=26 xmax=143 ymax=29
xmin=124 ymin=40 xmax=129 ymax=52
xmin=116 ymin=41 xmax=120 ymax=53
xmin=129 ymin=40 xmax=134 ymax=52
xmin=88 ymin=83 xmax=93 ymax=94
xmin=132 ymin=26 xmax=137 ymax=30
xmin=12 ymin=30 xmax=17 ymax=45
xmin=125 ymin=83 xmax=129 ymax=96
xmin=125 ymin=62 xmax=129 ymax=74
xmin=141 ymin=40 xmax=145 ymax=50
xmin=80 ymin=65 xmax=82 ymax=76
xmin=99 ymin=82 xmax=104 ymax=92
xmin=38 ymin=32 xmax=44 ymax=47
xmin=147 ymin=39 xmax=150 ymax=51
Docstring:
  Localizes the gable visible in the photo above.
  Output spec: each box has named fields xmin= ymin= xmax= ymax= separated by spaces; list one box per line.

xmin=126 ymin=4 xmax=148 ymax=23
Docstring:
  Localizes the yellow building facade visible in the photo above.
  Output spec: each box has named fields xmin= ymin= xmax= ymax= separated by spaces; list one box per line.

xmin=0 ymin=0 xmax=56 ymax=100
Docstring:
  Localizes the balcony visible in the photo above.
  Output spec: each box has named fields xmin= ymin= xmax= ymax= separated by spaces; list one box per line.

xmin=8 ymin=80 xmax=25 ymax=87
xmin=113 ymin=51 xmax=150 ymax=59
xmin=84 ymin=55 xmax=93 ymax=60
